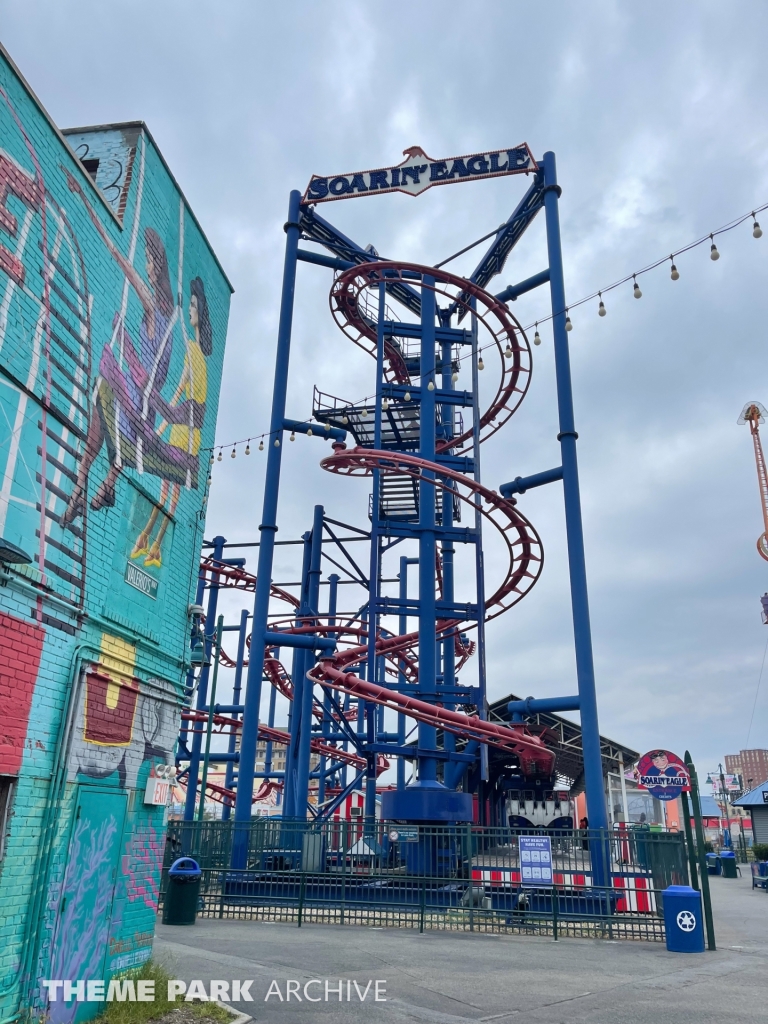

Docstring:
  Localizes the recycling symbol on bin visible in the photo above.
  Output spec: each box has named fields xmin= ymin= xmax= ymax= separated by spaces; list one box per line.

xmin=676 ymin=910 xmax=696 ymax=932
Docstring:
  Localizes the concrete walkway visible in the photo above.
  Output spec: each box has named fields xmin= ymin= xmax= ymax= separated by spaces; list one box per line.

xmin=154 ymin=874 xmax=767 ymax=1023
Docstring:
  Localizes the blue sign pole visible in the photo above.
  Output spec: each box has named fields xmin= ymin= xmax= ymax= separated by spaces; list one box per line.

xmin=184 ymin=534 xmax=225 ymax=820
xmin=222 ymin=607 xmax=249 ymax=820
xmin=397 ymin=556 xmax=409 ymax=791
xmin=295 ymin=504 xmax=325 ymax=816
xmin=417 ymin=275 xmax=438 ymax=786
xmin=232 ymin=190 xmax=302 ymax=864
xmin=365 ymin=282 xmax=386 ymax=827
xmin=283 ymin=530 xmax=312 ymax=819
xmin=542 ymin=152 xmax=608 ymax=837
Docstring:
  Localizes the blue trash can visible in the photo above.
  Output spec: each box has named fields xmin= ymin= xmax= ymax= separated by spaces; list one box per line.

xmin=662 ymin=885 xmax=705 ymax=953
xmin=706 ymin=853 xmax=721 ymax=875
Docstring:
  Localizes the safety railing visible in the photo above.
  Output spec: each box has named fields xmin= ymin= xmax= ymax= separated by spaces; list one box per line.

xmin=163 ymin=821 xmax=687 ymax=942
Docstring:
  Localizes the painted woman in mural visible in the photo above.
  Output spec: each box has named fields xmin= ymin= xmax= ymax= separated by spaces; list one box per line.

xmin=131 ymin=276 xmax=212 ymax=567
xmin=61 ymin=171 xmax=206 ymax=526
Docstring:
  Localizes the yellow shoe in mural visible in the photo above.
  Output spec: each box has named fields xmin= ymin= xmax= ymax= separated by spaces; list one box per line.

xmin=131 ymin=532 xmax=151 ymax=559
xmin=144 ymin=544 xmax=162 ymax=569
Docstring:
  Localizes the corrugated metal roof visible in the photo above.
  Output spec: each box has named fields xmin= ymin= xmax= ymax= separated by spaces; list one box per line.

xmin=696 ymin=794 xmax=722 ymax=816
xmin=733 ymin=780 xmax=768 ymax=807
xmin=487 ymin=692 xmax=640 ymax=794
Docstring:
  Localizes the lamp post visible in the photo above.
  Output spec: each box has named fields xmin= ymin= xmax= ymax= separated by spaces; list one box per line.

xmin=685 ymin=751 xmax=716 ymax=950
xmin=718 ymin=763 xmax=732 ymax=849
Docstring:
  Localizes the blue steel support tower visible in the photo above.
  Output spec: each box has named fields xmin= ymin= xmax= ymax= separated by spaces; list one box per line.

xmin=193 ymin=147 xmax=609 ymax=856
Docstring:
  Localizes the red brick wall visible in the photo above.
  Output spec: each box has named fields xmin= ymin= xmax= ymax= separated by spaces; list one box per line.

xmin=0 ymin=612 xmax=45 ymax=774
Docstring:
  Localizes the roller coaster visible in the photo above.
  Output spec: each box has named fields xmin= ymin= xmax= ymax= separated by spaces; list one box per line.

xmin=176 ymin=147 xmax=608 ymax=864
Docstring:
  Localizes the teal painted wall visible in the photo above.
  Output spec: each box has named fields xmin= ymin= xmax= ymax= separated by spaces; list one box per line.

xmin=0 ymin=45 xmax=232 ymax=1021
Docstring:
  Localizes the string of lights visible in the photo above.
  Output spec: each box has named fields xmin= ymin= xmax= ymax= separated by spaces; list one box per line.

xmin=208 ymin=200 xmax=766 ymax=459
xmin=518 ymin=200 xmax=766 ymax=343
xmin=205 ymin=421 xmax=342 ymax=461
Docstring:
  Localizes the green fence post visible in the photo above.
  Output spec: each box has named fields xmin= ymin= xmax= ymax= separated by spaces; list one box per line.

xmin=341 ymin=820 xmax=347 ymax=927
xmin=466 ymin=822 xmax=474 ymax=933
xmin=686 ymin=751 xmax=716 ymax=951
xmin=419 ymin=880 xmax=426 ymax=934
xmin=680 ymin=789 xmax=699 ymax=890
xmin=552 ymin=886 xmax=558 ymax=941
xmin=297 ymin=871 xmax=306 ymax=928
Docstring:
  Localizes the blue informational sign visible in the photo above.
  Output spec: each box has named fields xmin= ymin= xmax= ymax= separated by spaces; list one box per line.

xmin=388 ymin=826 xmax=419 ymax=843
xmin=519 ymin=835 xmax=553 ymax=887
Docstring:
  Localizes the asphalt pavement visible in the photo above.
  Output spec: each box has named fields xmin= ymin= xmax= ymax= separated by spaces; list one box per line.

xmin=153 ymin=873 xmax=767 ymax=1023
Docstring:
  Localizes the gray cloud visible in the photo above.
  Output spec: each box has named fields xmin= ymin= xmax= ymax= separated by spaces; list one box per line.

xmin=4 ymin=0 xmax=768 ymax=778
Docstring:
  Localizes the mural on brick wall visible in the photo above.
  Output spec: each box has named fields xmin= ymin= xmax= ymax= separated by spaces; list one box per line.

xmin=0 ymin=85 xmax=225 ymax=612
xmin=59 ymin=170 xmax=212 ymax=551
xmin=0 ymin=50 xmax=231 ymax=1024
xmin=47 ymin=804 xmax=124 ymax=1024
xmin=67 ymin=634 xmax=178 ymax=790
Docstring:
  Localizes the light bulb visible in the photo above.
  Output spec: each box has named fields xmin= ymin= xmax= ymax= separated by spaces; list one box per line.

xmin=342 ymin=415 xmax=349 ymax=425
xmin=533 ymin=330 xmax=541 ymax=346
xmin=245 ymin=444 xmax=250 ymax=455
xmin=325 ymin=421 xmax=331 ymax=431
xmin=307 ymin=427 xmax=313 ymax=436
xmin=217 ymin=450 xmax=222 ymax=462
xmin=209 ymin=453 xmax=215 ymax=465
xmin=633 ymin=279 xmax=642 ymax=299
xmin=565 ymin=316 xmax=573 ymax=332
xmin=670 ymin=263 xmax=680 ymax=281
xmin=478 ymin=356 xmax=484 ymax=370
xmin=427 ymin=380 xmax=435 ymax=390
xmin=290 ymin=431 xmax=296 ymax=442
xmin=598 ymin=299 xmax=606 ymax=317
xmin=753 ymin=220 xmax=763 ymax=239
xmin=404 ymin=391 xmax=411 ymax=401
xmin=230 ymin=447 xmax=236 ymax=459
xmin=504 ymin=343 xmax=513 ymax=358
xmin=382 ymin=398 xmax=389 ymax=410
xmin=259 ymin=440 xmax=264 ymax=451
xmin=710 ymin=238 xmax=720 ymax=260
xmin=451 ymin=371 xmax=458 ymax=383
xmin=274 ymin=438 xmax=280 ymax=447
xmin=361 ymin=407 xmax=368 ymax=418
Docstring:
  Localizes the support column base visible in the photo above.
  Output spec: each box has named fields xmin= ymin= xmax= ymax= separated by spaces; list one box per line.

xmin=382 ymin=782 xmax=473 ymax=822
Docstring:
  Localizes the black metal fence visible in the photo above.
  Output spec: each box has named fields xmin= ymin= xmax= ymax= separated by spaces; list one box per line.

xmin=162 ymin=820 xmax=689 ymax=942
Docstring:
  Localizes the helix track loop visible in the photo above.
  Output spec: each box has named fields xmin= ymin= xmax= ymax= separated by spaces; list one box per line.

xmin=329 ymin=261 xmax=532 ymax=455
xmin=191 ymin=254 xmax=553 ymax=805
xmin=320 ymin=447 xmax=543 ymax=620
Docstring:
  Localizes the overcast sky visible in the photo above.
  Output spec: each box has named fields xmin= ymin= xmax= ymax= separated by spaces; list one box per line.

xmin=4 ymin=1 xmax=768 ymax=784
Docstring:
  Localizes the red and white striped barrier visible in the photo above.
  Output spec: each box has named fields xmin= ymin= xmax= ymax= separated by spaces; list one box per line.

xmin=470 ymin=866 xmax=657 ymax=913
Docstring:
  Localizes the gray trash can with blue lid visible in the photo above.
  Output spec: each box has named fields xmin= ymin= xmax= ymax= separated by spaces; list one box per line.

xmin=662 ymin=885 xmax=705 ymax=952
xmin=706 ymin=853 xmax=721 ymax=875
xmin=720 ymin=849 xmax=738 ymax=878
xmin=162 ymin=857 xmax=201 ymax=925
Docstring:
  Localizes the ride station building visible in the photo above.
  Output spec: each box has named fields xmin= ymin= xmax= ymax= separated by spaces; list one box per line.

xmin=0 ymin=44 xmax=232 ymax=1022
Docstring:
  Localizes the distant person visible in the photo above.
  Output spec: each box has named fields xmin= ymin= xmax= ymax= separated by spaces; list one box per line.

xmin=579 ymin=816 xmax=589 ymax=849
